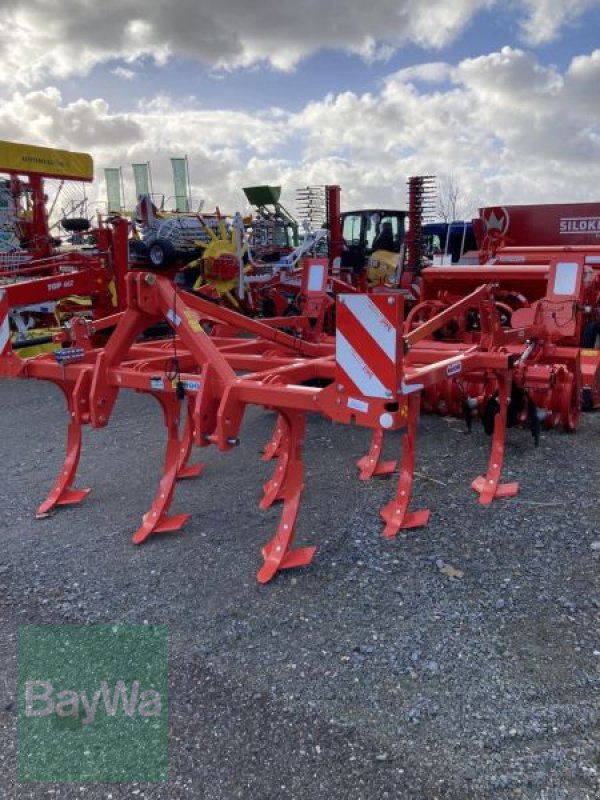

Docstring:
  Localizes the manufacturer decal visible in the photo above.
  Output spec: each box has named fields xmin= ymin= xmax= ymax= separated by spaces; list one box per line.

xmin=560 ymin=217 xmax=600 ymax=234
xmin=481 ymin=206 xmax=510 ymax=236
xmin=170 ymin=379 xmax=201 ymax=391
xmin=48 ymin=280 xmax=75 ymax=292
xmin=347 ymin=397 xmax=369 ymax=413
xmin=166 ymin=309 xmax=182 ymax=327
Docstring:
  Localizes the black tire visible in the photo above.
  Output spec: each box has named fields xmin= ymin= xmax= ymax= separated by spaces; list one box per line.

xmin=581 ymin=387 xmax=594 ymax=411
xmin=61 ymin=217 xmax=91 ymax=232
xmin=580 ymin=320 xmax=600 ymax=348
xmin=147 ymin=238 xmax=176 ymax=270
xmin=128 ymin=239 xmax=148 ymax=262
xmin=261 ymin=297 xmax=276 ymax=318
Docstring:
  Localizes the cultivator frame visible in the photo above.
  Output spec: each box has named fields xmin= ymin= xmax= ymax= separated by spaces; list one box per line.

xmin=0 ymin=271 xmax=520 ymax=582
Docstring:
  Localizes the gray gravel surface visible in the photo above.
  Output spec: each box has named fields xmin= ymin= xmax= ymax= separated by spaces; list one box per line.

xmin=0 ymin=378 xmax=598 ymax=799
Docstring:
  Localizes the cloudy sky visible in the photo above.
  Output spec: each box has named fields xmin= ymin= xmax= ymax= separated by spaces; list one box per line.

xmin=1 ymin=0 xmax=599 ymax=217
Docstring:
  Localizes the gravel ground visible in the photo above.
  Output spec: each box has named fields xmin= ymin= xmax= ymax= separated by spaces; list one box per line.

xmin=0 ymin=377 xmax=598 ymax=799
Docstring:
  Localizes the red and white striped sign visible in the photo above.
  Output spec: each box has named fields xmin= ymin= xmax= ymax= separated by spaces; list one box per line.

xmin=335 ymin=294 xmax=401 ymax=398
xmin=0 ymin=290 xmax=10 ymax=356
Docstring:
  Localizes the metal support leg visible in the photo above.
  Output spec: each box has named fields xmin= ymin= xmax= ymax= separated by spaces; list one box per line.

xmin=257 ymin=411 xmax=316 ymax=583
xmin=262 ymin=414 xmax=284 ymax=462
xmin=36 ymin=417 xmax=91 ymax=517
xmin=176 ymin=398 xmax=204 ymax=480
xmin=356 ymin=427 xmax=397 ymax=481
xmin=472 ymin=373 xmax=519 ymax=505
xmin=132 ymin=395 xmax=191 ymax=544
xmin=379 ymin=394 xmax=430 ymax=537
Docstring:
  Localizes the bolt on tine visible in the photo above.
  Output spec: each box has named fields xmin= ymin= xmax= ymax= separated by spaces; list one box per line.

xmin=257 ymin=410 xmax=316 ymax=583
xmin=471 ymin=372 xmax=519 ymax=504
xmin=379 ymin=393 xmax=431 ymax=537
xmin=356 ymin=427 xmax=397 ymax=482
xmin=132 ymin=394 xmax=191 ymax=545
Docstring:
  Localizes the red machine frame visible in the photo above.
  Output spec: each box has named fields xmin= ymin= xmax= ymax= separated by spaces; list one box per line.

xmin=0 ymin=271 xmax=521 ymax=583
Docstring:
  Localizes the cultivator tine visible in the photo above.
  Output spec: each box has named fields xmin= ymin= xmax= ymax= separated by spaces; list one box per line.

xmin=262 ymin=414 xmax=284 ymax=462
xmin=462 ymin=398 xmax=473 ymax=433
xmin=356 ymin=427 xmax=397 ymax=481
xmin=380 ymin=394 xmax=431 ymax=537
xmin=471 ymin=373 xmax=519 ymax=504
xmin=36 ymin=417 xmax=91 ymax=518
xmin=527 ymin=395 xmax=541 ymax=447
xmin=132 ymin=394 xmax=191 ymax=544
xmin=257 ymin=410 xmax=316 ymax=584
xmin=176 ymin=399 xmax=204 ymax=480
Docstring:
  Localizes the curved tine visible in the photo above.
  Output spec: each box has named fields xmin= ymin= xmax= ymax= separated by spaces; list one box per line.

xmin=36 ymin=417 xmax=91 ymax=517
xmin=36 ymin=382 xmax=90 ymax=518
xmin=260 ymin=413 xmax=292 ymax=510
xmin=262 ymin=414 xmax=284 ymax=463
xmin=356 ymin=427 xmax=397 ymax=481
xmin=380 ymin=393 xmax=431 ymax=538
xmin=176 ymin=397 xmax=204 ymax=480
xmin=132 ymin=394 xmax=190 ymax=544
xmin=256 ymin=411 xmax=315 ymax=583
xmin=471 ymin=373 xmax=519 ymax=505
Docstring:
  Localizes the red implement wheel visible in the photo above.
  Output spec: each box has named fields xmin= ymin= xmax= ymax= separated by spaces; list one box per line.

xmin=560 ymin=371 xmax=580 ymax=432
xmin=404 ymin=300 xmax=447 ymax=332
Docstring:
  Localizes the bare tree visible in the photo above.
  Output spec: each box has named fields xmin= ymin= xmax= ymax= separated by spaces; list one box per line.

xmin=436 ymin=173 xmax=474 ymax=222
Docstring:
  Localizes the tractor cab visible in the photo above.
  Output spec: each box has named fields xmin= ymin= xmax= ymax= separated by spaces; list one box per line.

xmin=340 ymin=209 xmax=406 ymax=272
xmin=422 ymin=221 xmax=477 ymax=264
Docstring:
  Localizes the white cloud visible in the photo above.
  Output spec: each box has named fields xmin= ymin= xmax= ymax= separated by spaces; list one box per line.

xmin=517 ymin=0 xmax=600 ymax=45
xmin=0 ymin=1 xmax=595 ymax=88
xmin=1 ymin=45 xmax=600 ymax=216
xmin=290 ymin=45 xmax=600 ymax=206
xmin=0 ymin=1 xmax=596 ymax=89
xmin=391 ymin=63 xmax=453 ymax=84
xmin=112 ymin=67 xmax=136 ymax=80
xmin=0 ymin=0 xmax=571 ymax=88
xmin=0 ymin=88 xmax=142 ymax=150
xmin=0 ymin=88 xmax=291 ymax=211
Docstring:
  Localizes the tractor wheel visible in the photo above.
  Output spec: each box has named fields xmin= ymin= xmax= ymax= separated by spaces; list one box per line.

xmin=128 ymin=239 xmax=148 ymax=263
xmin=404 ymin=300 xmax=447 ymax=332
xmin=61 ymin=217 xmax=91 ymax=232
xmin=148 ymin=238 xmax=176 ymax=270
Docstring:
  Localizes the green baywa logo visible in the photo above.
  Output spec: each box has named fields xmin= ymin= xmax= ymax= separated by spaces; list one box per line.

xmin=25 ymin=679 xmax=162 ymax=725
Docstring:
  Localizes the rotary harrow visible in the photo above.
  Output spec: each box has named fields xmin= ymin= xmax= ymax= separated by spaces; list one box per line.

xmin=410 ymin=247 xmax=600 ymax=430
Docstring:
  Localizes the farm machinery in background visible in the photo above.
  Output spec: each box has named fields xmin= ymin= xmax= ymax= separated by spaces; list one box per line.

xmin=410 ymin=200 xmax=600 ymax=430
xmin=0 ymin=140 xmax=127 ymax=355
xmin=173 ymin=178 xmax=426 ymax=322
xmin=475 ymin=201 xmax=600 ymax=259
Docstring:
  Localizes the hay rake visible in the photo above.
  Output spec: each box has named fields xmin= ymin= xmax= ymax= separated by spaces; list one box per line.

xmin=1 ymin=269 xmax=519 ymax=582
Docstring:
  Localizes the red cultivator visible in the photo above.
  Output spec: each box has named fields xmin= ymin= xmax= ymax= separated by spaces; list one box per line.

xmin=0 ymin=268 xmax=523 ymax=582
